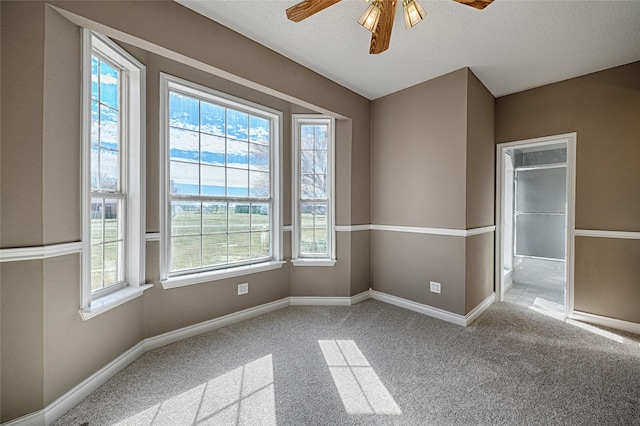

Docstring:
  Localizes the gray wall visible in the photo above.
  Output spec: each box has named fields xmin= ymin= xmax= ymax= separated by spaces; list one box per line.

xmin=0 ymin=1 xmax=370 ymax=422
xmin=496 ymin=61 xmax=640 ymax=323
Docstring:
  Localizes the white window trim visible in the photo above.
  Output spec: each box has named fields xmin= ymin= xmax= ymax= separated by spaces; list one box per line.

xmin=159 ymin=73 xmax=284 ymax=288
xmin=80 ymin=29 xmax=150 ymax=320
xmin=292 ymin=115 xmax=336 ymax=266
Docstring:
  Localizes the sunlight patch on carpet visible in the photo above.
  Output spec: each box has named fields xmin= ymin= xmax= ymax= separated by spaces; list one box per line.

xmin=114 ymin=354 xmax=276 ymax=425
xmin=529 ymin=299 xmax=638 ymax=347
xmin=318 ymin=340 xmax=402 ymax=415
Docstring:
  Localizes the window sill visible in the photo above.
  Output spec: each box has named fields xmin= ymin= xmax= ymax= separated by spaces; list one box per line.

xmin=161 ymin=260 xmax=286 ymax=289
xmin=291 ymin=258 xmax=337 ymax=267
xmin=80 ymin=284 xmax=153 ymax=321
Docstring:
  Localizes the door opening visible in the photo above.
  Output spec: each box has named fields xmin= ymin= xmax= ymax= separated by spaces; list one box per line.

xmin=496 ymin=134 xmax=576 ymax=318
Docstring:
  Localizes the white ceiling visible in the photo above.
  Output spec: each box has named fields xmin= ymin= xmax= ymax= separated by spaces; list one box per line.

xmin=178 ymin=0 xmax=640 ymax=100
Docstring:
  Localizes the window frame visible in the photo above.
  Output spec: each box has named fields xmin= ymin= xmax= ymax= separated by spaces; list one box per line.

xmin=80 ymin=29 xmax=150 ymax=320
xmin=292 ymin=115 xmax=336 ymax=266
xmin=159 ymin=73 xmax=284 ymax=288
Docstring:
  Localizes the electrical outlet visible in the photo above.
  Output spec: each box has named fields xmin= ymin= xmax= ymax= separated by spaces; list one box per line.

xmin=430 ymin=281 xmax=441 ymax=294
xmin=238 ymin=283 xmax=248 ymax=295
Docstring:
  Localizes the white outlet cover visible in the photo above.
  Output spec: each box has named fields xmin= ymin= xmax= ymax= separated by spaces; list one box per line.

xmin=430 ymin=281 xmax=441 ymax=294
xmin=238 ymin=283 xmax=248 ymax=295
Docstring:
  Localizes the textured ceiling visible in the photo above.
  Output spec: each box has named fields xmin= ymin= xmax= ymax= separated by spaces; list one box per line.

xmin=178 ymin=0 xmax=640 ymax=100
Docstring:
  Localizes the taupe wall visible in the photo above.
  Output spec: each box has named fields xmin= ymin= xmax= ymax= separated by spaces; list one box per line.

xmin=0 ymin=1 xmax=370 ymax=422
xmin=1 ymin=1 xmax=45 ymax=248
xmin=496 ymin=62 xmax=640 ymax=323
xmin=370 ymin=68 xmax=495 ymax=316
xmin=1 ymin=261 xmax=44 ymax=420
xmin=371 ymin=69 xmax=468 ymax=229
xmin=466 ymin=71 xmax=495 ymax=229
xmin=464 ymin=71 xmax=495 ymax=311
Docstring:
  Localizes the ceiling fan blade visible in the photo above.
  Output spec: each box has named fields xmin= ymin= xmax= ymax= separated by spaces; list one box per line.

xmin=286 ymin=0 xmax=341 ymax=22
xmin=369 ymin=0 xmax=397 ymax=54
xmin=453 ymin=0 xmax=494 ymax=10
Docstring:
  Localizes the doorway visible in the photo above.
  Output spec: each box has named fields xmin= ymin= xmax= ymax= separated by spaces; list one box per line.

xmin=495 ymin=133 xmax=576 ymax=318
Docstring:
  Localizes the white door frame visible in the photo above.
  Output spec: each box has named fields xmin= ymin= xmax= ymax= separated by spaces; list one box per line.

xmin=495 ymin=133 xmax=577 ymax=318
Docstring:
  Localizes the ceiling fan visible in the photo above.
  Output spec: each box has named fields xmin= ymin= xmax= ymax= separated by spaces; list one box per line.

xmin=286 ymin=0 xmax=493 ymax=54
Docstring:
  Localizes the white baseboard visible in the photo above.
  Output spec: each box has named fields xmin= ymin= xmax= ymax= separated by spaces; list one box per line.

xmin=464 ymin=293 xmax=496 ymax=326
xmin=290 ymin=296 xmax=352 ymax=306
xmin=44 ymin=342 xmax=146 ymax=425
xmin=371 ymin=290 xmax=466 ymax=326
xmin=350 ymin=290 xmax=372 ymax=305
xmin=145 ymin=298 xmax=290 ymax=351
xmin=570 ymin=311 xmax=640 ymax=335
xmin=370 ymin=290 xmax=494 ymax=327
xmin=290 ymin=290 xmax=371 ymax=307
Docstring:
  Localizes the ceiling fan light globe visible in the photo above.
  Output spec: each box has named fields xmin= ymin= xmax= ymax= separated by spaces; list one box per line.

xmin=358 ymin=1 xmax=382 ymax=32
xmin=403 ymin=0 xmax=427 ymax=28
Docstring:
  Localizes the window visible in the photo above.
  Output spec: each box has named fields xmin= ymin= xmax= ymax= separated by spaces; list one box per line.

xmin=81 ymin=30 xmax=148 ymax=319
xmin=292 ymin=115 xmax=336 ymax=266
xmin=160 ymin=74 xmax=283 ymax=287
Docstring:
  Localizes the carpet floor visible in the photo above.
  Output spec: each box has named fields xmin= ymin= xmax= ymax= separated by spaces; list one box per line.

xmin=53 ymin=299 xmax=640 ymax=426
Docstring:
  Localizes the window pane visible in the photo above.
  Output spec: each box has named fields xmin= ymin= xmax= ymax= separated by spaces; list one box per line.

xmin=91 ymin=146 xmax=99 ymax=191
xmin=251 ymin=203 xmax=270 ymax=231
xmin=314 ymin=151 xmax=327 ymax=174
xmin=166 ymin=80 xmax=275 ymax=276
xmin=203 ymin=234 xmax=227 ymax=267
xmin=103 ymin=199 xmax=120 ymax=241
xmin=200 ymin=101 xmax=225 ymax=136
xmin=300 ymin=203 xmax=315 ymax=229
xmin=251 ymin=231 xmax=270 ymax=259
xmin=301 ymin=150 xmax=314 ymax=174
xmin=314 ymin=174 xmax=327 ymax=199
xmin=203 ymin=202 xmax=227 ymax=234
xmin=201 ymin=134 xmax=225 ymax=166
xmin=250 ymin=171 xmax=270 ymax=198
xmin=91 ymin=56 xmax=99 ymax=100
xmin=170 ymin=161 xmax=199 ymax=195
xmin=171 ymin=235 xmax=201 ymax=272
xmin=301 ymin=125 xmax=315 ymax=150
xmin=229 ymin=203 xmax=251 ymax=233
xmin=169 ymin=92 xmax=199 ymax=131
xmin=99 ymin=60 xmax=119 ymax=110
xmin=99 ymin=104 xmax=119 ymax=150
xmin=99 ymin=148 xmax=119 ymax=191
xmin=201 ymin=165 xmax=225 ymax=196
xmin=313 ymin=227 xmax=327 ymax=254
xmin=228 ymin=232 xmax=251 ymax=263
xmin=91 ymin=243 xmax=103 ymax=292
xmin=300 ymin=203 xmax=328 ymax=255
xmin=315 ymin=125 xmax=328 ymax=150
xmin=170 ymin=127 xmax=199 ymax=163
xmin=227 ymin=168 xmax=248 ymax=197
xmin=227 ymin=110 xmax=248 ymax=141
xmin=103 ymin=241 xmax=119 ymax=286
xmin=227 ymin=139 xmax=248 ymax=169
xmin=91 ymin=199 xmax=104 ymax=244
xmin=171 ymin=201 xmax=201 ymax=236
xmin=249 ymin=116 xmax=269 ymax=145
xmin=300 ymin=228 xmax=315 ymax=254
xmin=249 ymin=143 xmax=269 ymax=171
xmin=91 ymin=100 xmax=99 ymax=146
xmin=301 ymin=174 xmax=315 ymax=200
